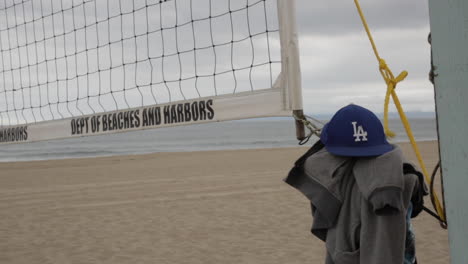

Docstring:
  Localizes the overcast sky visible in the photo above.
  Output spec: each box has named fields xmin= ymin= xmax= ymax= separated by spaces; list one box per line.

xmin=295 ymin=0 xmax=434 ymax=115
xmin=0 ymin=0 xmax=435 ymax=125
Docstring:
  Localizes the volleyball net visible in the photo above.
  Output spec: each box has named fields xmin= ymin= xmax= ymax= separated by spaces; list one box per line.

xmin=0 ymin=0 xmax=302 ymax=144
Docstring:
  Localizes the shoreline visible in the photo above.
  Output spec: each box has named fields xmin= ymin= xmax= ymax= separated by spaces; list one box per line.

xmin=0 ymin=139 xmax=438 ymax=164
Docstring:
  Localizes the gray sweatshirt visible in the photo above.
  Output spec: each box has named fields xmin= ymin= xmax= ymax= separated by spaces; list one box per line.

xmin=286 ymin=146 xmax=418 ymax=264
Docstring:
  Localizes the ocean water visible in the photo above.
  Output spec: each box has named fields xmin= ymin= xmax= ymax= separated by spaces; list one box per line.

xmin=0 ymin=118 xmax=438 ymax=162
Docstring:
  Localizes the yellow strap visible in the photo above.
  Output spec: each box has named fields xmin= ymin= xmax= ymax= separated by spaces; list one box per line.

xmin=353 ymin=0 xmax=446 ymax=222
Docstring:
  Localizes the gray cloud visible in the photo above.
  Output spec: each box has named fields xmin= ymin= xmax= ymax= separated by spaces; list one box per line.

xmin=295 ymin=0 xmax=430 ymax=35
xmin=296 ymin=0 xmax=434 ymax=115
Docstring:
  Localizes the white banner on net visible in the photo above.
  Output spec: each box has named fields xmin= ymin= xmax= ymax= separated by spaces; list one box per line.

xmin=0 ymin=88 xmax=289 ymax=144
xmin=0 ymin=0 xmax=302 ymax=144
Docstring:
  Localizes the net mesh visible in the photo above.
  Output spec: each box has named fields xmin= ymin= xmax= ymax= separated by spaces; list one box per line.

xmin=0 ymin=0 xmax=281 ymax=126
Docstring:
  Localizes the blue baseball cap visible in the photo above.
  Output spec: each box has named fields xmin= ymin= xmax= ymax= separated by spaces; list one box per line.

xmin=320 ymin=104 xmax=393 ymax=157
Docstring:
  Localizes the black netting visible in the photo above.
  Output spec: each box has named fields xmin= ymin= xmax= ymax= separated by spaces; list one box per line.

xmin=0 ymin=0 xmax=281 ymax=126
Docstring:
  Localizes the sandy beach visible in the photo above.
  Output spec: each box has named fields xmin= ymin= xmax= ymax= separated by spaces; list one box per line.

xmin=0 ymin=141 xmax=449 ymax=264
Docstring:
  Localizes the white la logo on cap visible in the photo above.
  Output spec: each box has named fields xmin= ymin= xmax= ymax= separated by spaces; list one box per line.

xmin=351 ymin=121 xmax=368 ymax=142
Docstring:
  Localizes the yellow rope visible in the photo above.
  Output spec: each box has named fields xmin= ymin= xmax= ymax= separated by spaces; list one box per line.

xmin=353 ymin=0 xmax=446 ymax=222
